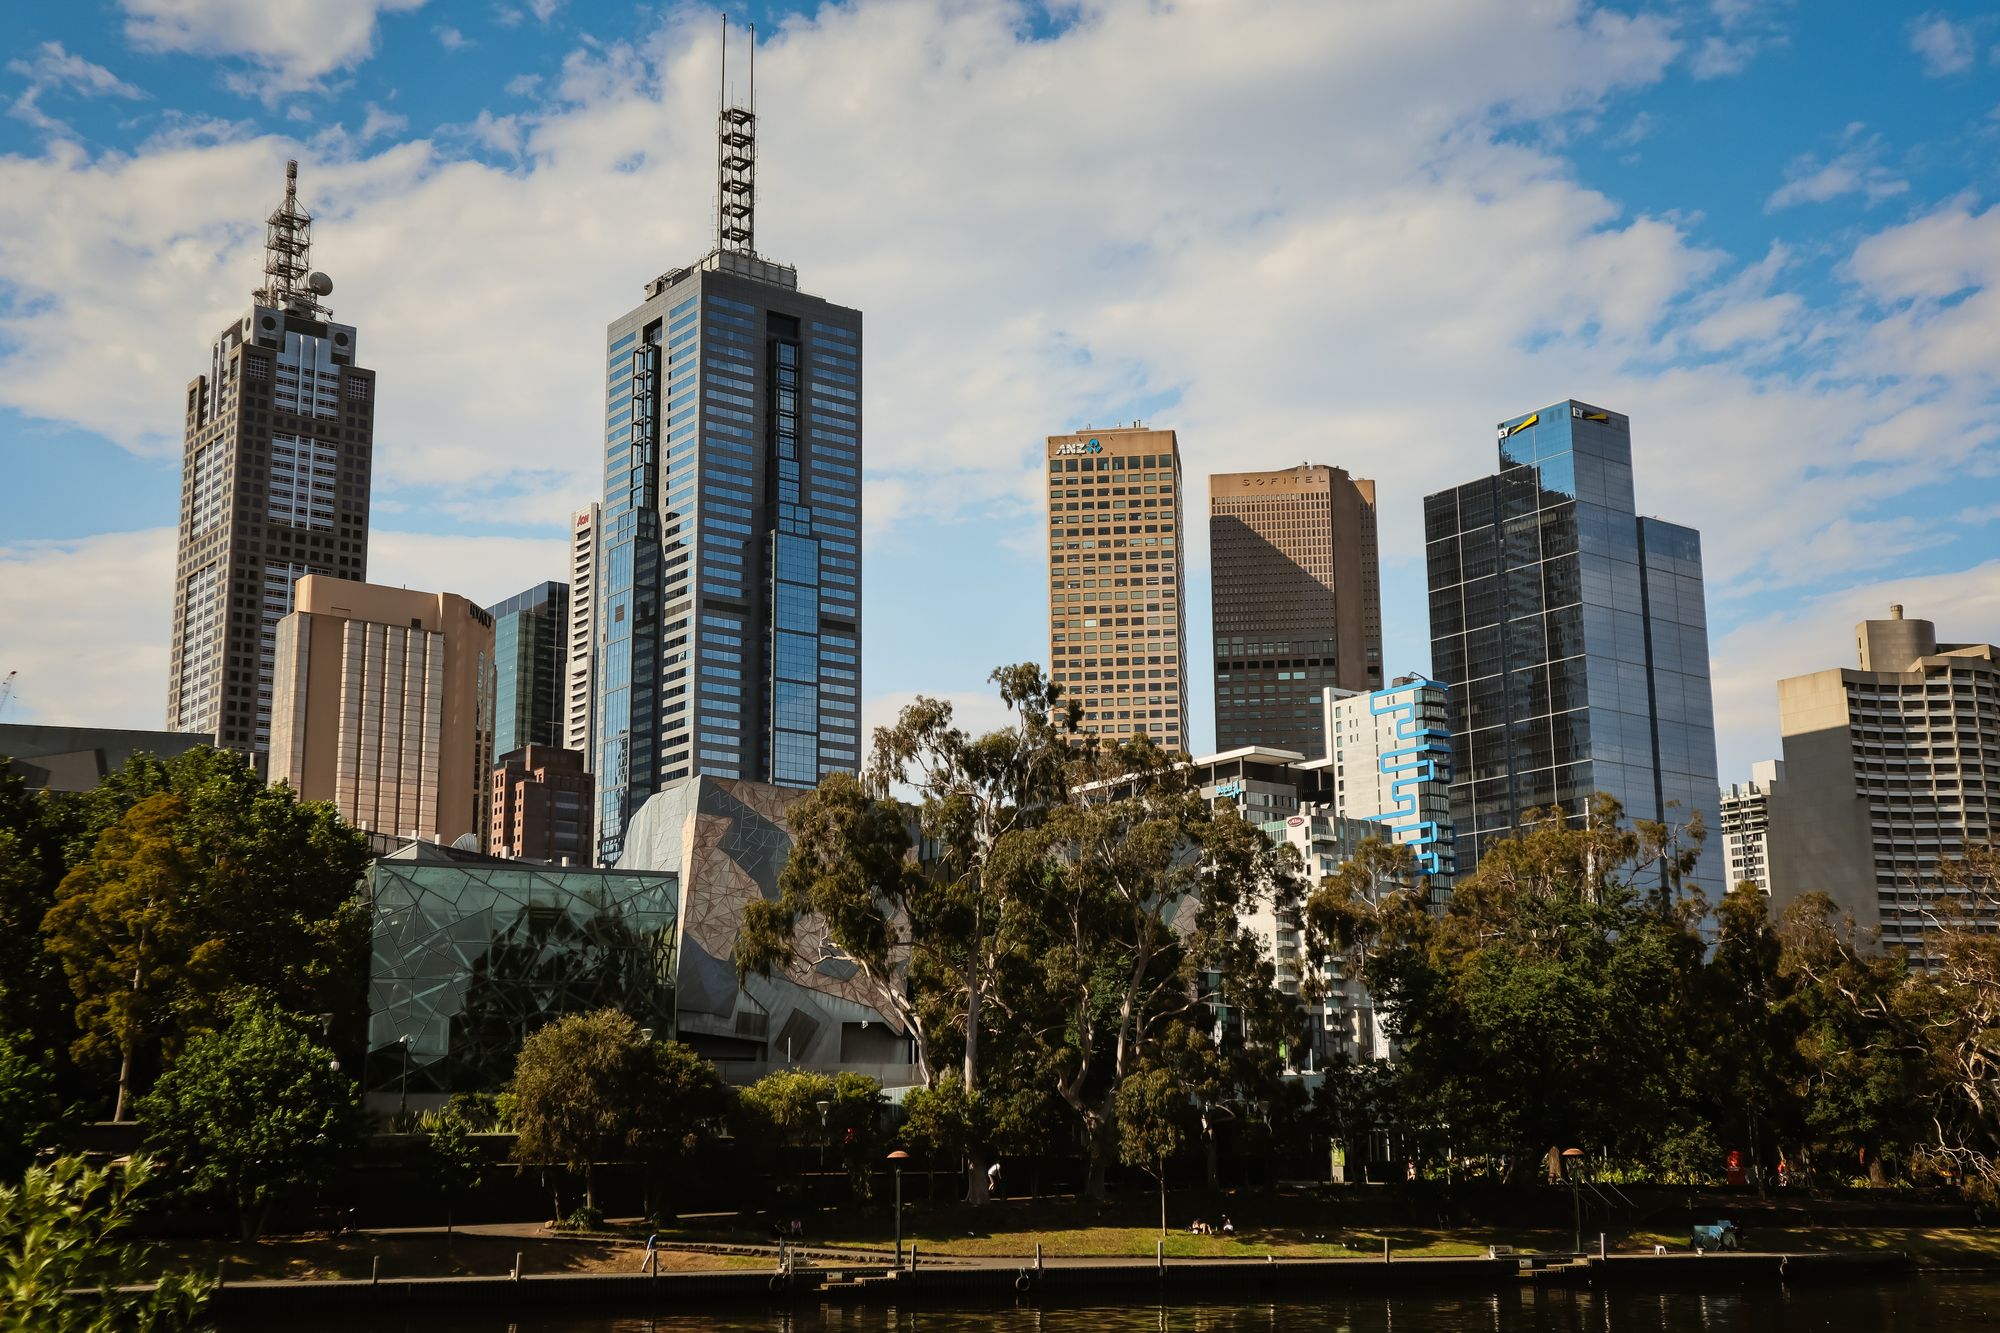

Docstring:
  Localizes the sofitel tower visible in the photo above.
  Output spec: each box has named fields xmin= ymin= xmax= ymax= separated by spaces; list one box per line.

xmin=166 ymin=162 xmax=375 ymax=757
xmin=593 ymin=29 xmax=863 ymax=862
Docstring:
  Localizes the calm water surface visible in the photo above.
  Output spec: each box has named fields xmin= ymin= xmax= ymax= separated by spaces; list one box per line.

xmin=240 ymin=1277 xmax=1999 ymax=1332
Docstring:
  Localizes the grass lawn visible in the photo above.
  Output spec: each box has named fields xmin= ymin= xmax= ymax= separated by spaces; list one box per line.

xmin=142 ymin=1233 xmax=768 ymax=1282
xmin=650 ymin=1218 xmax=2000 ymax=1266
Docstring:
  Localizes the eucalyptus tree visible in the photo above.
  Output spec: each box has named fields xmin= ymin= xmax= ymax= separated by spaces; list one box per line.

xmin=740 ymin=664 xmax=1077 ymax=1203
xmin=1022 ymin=735 xmax=1294 ymax=1199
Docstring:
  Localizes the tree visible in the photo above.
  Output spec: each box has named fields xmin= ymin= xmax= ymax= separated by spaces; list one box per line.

xmin=136 ymin=1000 xmax=364 ymax=1240
xmin=1356 ymin=796 xmax=1710 ymax=1179
xmin=1022 ymin=736 xmax=1289 ymax=1199
xmin=510 ymin=1010 xmax=721 ymax=1216
xmin=0 ymin=1028 xmax=59 ymax=1179
xmin=0 ymin=766 xmax=80 ymax=1062
xmin=0 ymin=1154 xmax=208 ymax=1333
xmin=419 ymin=1105 xmax=486 ymax=1234
xmin=739 ymin=1067 xmax=888 ymax=1199
xmin=1117 ymin=1064 xmax=1187 ymax=1235
xmin=41 ymin=748 xmax=369 ymax=1117
xmin=629 ymin=1038 xmax=732 ymax=1219
xmin=1778 ymin=893 xmax=1930 ymax=1186
xmin=900 ymin=1072 xmax=982 ymax=1200
xmin=740 ymin=665 xmax=1077 ymax=1206
xmin=42 ymin=794 xmax=205 ymax=1121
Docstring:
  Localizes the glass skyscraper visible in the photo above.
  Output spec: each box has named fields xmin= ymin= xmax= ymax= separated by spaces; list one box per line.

xmin=1422 ymin=401 xmax=1717 ymax=878
xmin=487 ymin=581 xmax=568 ymax=758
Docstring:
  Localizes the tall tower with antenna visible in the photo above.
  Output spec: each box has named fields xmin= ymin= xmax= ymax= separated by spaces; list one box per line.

xmin=590 ymin=17 xmax=865 ymax=863
xmin=166 ymin=160 xmax=376 ymax=760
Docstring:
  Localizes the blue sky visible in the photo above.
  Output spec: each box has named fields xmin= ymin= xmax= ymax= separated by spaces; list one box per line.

xmin=3 ymin=0 xmax=1999 ymax=787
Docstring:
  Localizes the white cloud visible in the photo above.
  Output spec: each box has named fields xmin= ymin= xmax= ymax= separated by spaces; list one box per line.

xmin=119 ymin=0 xmax=426 ymax=95
xmin=0 ymin=529 xmax=173 ymax=730
xmin=435 ymin=25 xmax=471 ymax=54
xmin=1909 ymin=12 xmax=1977 ymax=76
xmin=5 ymin=0 xmax=2000 ymax=754
xmin=1712 ymin=562 xmax=2000 ymax=778
xmin=358 ymin=101 xmax=407 ymax=142
xmin=1766 ymin=129 xmax=1909 ymax=210
xmin=1691 ymin=35 xmax=1763 ymax=79
xmin=7 ymin=40 xmax=146 ymax=133
xmin=0 ymin=527 xmax=561 ymax=731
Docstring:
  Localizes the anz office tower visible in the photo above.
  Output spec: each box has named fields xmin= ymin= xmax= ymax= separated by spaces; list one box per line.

xmin=593 ymin=77 xmax=862 ymax=863
xmin=1422 ymin=402 xmax=1717 ymax=879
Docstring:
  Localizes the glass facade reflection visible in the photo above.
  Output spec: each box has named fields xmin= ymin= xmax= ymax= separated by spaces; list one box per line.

xmin=1422 ymin=401 xmax=1719 ymax=880
xmin=595 ymin=255 xmax=863 ymax=863
xmin=365 ymin=842 xmax=678 ymax=1099
xmin=488 ymin=581 xmax=568 ymax=757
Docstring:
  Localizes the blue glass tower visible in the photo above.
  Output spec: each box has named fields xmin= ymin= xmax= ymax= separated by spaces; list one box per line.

xmin=592 ymin=89 xmax=861 ymax=863
xmin=487 ymin=581 xmax=567 ymax=758
xmin=1422 ymin=401 xmax=1718 ymax=879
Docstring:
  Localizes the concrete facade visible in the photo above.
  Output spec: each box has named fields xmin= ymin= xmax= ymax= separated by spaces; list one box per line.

xmin=269 ymin=575 xmax=495 ymax=848
xmin=0 ymin=724 xmax=215 ymax=792
xmin=1210 ymin=464 xmax=1382 ymax=756
xmin=166 ymin=169 xmax=374 ymax=760
xmin=1045 ymin=425 xmax=1188 ymax=750
xmin=1720 ymin=759 xmax=1784 ymax=896
xmin=565 ymin=504 xmax=599 ymax=767
xmin=1769 ymin=608 xmax=2000 ymax=953
xmin=1312 ymin=676 xmax=1456 ymax=888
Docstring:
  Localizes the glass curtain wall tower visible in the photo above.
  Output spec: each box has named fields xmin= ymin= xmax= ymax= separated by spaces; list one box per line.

xmin=1422 ymin=401 xmax=1717 ymax=878
xmin=593 ymin=31 xmax=862 ymax=863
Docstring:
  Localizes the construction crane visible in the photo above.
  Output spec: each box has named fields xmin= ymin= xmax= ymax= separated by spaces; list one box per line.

xmin=0 ymin=670 xmax=14 ymax=719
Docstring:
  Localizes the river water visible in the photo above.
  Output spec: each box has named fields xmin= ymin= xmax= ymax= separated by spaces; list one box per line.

xmin=246 ymin=1276 xmax=1999 ymax=1331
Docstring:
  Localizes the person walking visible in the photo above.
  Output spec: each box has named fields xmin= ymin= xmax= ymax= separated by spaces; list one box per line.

xmin=987 ymin=1159 xmax=1003 ymax=1200
xmin=639 ymin=1232 xmax=658 ymax=1274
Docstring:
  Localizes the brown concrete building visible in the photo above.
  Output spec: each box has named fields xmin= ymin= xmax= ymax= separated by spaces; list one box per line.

xmin=1044 ymin=426 xmax=1187 ymax=750
xmin=166 ymin=162 xmax=374 ymax=760
xmin=1210 ymin=464 xmax=1381 ymax=756
xmin=490 ymin=745 xmax=594 ymax=864
xmin=268 ymin=576 xmax=495 ymax=847
xmin=1766 ymin=606 xmax=2000 ymax=955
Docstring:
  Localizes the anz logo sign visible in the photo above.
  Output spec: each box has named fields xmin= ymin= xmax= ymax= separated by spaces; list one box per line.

xmin=1054 ymin=438 xmax=1103 ymax=457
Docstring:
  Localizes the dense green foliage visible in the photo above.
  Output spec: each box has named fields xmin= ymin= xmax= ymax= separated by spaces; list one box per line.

xmin=136 ymin=1001 xmax=364 ymax=1239
xmin=510 ymin=1010 xmax=731 ymax=1215
xmin=0 ymin=1155 xmax=207 ymax=1332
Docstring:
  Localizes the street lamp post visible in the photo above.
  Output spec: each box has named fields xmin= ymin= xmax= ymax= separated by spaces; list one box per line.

xmin=397 ymin=1035 xmax=412 ymax=1120
xmin=1562 ymin=1147 xmax=1586 ymax=1254
xmin=886 ymin=1150 xmax=910 ymax=1269
xmin=816 ymin=1098 xmax=832 ymax=1170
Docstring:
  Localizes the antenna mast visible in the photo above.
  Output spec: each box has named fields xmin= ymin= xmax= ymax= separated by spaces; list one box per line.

xmin=254 ymin=160 xmax=326 ymax=316
xmin=716 ymin=17 xmax=757 ymax=255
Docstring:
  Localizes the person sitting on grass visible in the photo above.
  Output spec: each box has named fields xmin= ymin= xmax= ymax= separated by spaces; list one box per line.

xmin=1220 ymin=1216 xmax=1234 ymax=1236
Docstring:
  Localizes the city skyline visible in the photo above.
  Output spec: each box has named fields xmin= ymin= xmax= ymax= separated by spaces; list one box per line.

xmin=4 ymin=2 xmax=2000 ymax=791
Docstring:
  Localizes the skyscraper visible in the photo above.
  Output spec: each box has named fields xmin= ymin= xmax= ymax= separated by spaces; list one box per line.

xmin=1422 ymin=401 xmax=1718 ymax=878
xmin=487 ymin=581 xmax=567 ymax=757
xmin=1044 ymin=426 xmax=1187 ymax=749
xmin=1317 ymin=676 xmax=1456 ymax=889
xmin=268 ymin=575 xmax=495 ymax=847
xmin=565 ymin=503 xmax=600 ymax=766
xmin=166 ymin=162 xmax=374 ymax=757
xmin=1210 ymin=464 xmax=1381 ymax=754
xmin=1767 ymin=607 xmax=1999 ymax=953
xmin=1720 ymin=759 xmax=1784 ymax=896
xmin=592 ymin=51 xmax=862 ymax=863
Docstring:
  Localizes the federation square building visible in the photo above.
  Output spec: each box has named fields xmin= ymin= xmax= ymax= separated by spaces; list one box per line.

xmin=592 ymin=90 xmax=862 ymax=863
xmin=1422 ymin=401 xmax=1718 ymax=879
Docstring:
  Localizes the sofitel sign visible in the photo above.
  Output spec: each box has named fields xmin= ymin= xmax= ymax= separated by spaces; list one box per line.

xmin=1054 ymin=438 xmax=1103 ymax=456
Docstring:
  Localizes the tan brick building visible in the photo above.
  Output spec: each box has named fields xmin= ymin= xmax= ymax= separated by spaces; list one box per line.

xmin=1044 ymin=426 xmax=1187 ymax=750
xmin=268 ymin=576 xmax=495 ymax=848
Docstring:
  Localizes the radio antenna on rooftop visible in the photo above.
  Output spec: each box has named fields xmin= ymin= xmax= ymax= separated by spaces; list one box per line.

xmin=716 ymin=15 xmax=757 ymax=256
